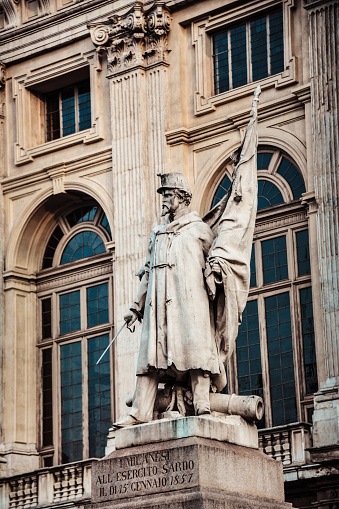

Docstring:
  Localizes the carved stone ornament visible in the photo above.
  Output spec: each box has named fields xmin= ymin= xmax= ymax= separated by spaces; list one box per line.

xmin=0 ymin=62 xmax=6 ymax=88
xmin=88 ymin=2 xmax=171 ymax=72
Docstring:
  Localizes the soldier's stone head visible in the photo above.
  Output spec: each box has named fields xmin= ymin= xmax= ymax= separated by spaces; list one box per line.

xmin=157 ymin=173 xmax=192 ymax=217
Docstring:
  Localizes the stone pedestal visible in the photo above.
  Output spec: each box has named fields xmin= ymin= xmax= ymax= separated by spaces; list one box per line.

xmin=90 ymin=416 xmax=292 ymax=508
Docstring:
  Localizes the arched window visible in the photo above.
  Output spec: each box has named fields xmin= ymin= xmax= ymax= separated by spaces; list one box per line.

xmin=211 ymin=148 xmax=317 ymax=428
xmin=37 ymin=203 xmax=114 ymax=466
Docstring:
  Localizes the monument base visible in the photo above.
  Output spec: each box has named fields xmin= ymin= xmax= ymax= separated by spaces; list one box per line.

xmin=90 ymin=416 xmax=292 ymax=509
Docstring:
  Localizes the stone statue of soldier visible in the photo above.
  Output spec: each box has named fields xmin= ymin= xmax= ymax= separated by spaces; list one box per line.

xmin=114 ymin=86 xmax=261 ymax=428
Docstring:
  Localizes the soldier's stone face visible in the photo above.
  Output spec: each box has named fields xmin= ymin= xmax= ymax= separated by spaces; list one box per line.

xmin=161 ymin=190 xmax=181 ymax=216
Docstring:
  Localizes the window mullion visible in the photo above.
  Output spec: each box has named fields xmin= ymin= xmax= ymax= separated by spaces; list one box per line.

xmin=75 ymin=86 xmax=80 ymax=132
xmin=289 ymin=284 xmax=302 ymax=422
xmin=228 ymin=30 xmax=232 ymax=90
xmin=59 ymin=92 xmax=63 ymax=138
xmin=56 ymin=342 xmax=63 ymax=465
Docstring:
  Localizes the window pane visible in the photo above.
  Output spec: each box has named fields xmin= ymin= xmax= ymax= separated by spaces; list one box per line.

xmin=237 ymin=300 xmax=264 ymax=427
xmin=277 ymin=157 xmax=306 ymax=199
xmin=60 ymin=291 xmax=80 ymax=334
xmin=101 ymin=214 xmax=112 ymax=238
xmin=61 ymin=231 xmax=105 ymax=264
xmin=257 ymin=152 xmax=273 ymax=170
xmin=258 ymin=180 xmax=284 ymax=210
xmin=300 ymin=287 xmax=318 ymax=394
xmin=42 ymin=348 xmax=53 ymax=447
xmin=78 ymin=82 xmax=91 ymax=131
xmin=46 ymin=91 xmax=60 ymax=142
xmin=42 ymin=225 xmax=64 ymax=269
xmin=212 ymin=174 xmax=232 ymax=208
xmin=296 ymin=230 xmax=311 ymax=277
xmin=265 ymin=293 xmax=297 ymax=426
xmin=269 ymin=9 xmax=284 ymax=75
xmin=61 ymin=88 xmax=76 ymax=136
xmin=88 ymin=334 xmax=111 ymax=458
xmin=67 ymin=206 xmax=98 ymax=227
xmin=60 ymin=342 xmax=82 ymax=463
xmin=262 ymin=235 xmax=288 ymax=284
xmin=87 ymin=283 xmax=109 ymax=328
xmin=214 ymin=32 xmax=229 ymax=94
xmin=250 ymin=245 xmax=256 ymax=287
xmin=251 ymin=16 xmax=268 ymax=81
xmin=42 ymin=297 xmax=52 ymax=339
xmin=231 ymin=24 xmax=247 ymax=88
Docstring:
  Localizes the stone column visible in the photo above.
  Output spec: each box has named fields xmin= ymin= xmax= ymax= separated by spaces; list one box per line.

xmin=89 ymin=2 xmax=170 ymax=418
xmin=304 ymin=0 xmax=339 ymax=452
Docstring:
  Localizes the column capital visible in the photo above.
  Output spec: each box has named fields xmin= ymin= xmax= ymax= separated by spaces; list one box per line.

xmin=88 ymin=2 xmax=171 ymax=74
xmin=0 ymin=62 xmax=6 ymax=89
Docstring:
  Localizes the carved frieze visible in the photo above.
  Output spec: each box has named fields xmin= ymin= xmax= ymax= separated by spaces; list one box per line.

xmin=88 ymin=2 xmax=171 ymax=73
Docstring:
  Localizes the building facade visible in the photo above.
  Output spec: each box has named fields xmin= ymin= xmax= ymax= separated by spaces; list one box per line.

xmin=0 ymin=0 xmax=338 ymax=507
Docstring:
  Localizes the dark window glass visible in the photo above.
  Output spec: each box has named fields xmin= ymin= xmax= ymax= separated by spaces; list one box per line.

xmin=300 ymin=287 xmax=318 ymax=394
xmin=87 ymin=283 xmax=109 ymax=328
xmin=42 ymin=225 xmax=64 ymax=269
xmin=60 ymin=342 xmax=82 ymax=463
xmin=61 ymin=231 xmax=105 ymax=265
xmin=45 ymin=81 xmax=91 ymax=141
xmin=262 ymin=235 xmax=288 ymax=284
xmin=100 ymin=214 xmax=112 ymax=238
xmin=231 ymin=24 xmax=247 ymax=88
xmin=257 ymin=152 xmax=273 ymax=170
xmin=212 ymin=174 xmax=232 ymax=208
xmin=213 ymin=9 xmax=283 ymax=94
xmin=66 ymin=206 xmax=97 ymax=228
xmin=60 ymin=291 xmax=81 ymax=335
xmin=250 ymin=245 xmax=256 ymax=287
xmin=258 ymin=180 xmax=284 ymax=210
xmin=78 ymin=82 xmax=91 ymax=131
xmin=251 ymin=16 xmax=268 ymax=82
xmin=88 ymin=334 xmax=111 ymax=458
xmin=296 ymin=230 xmax=311 ymax=276
xmin=42 ymin=297 xmax=52 ymax=339
xmin=265 ymin=292 xmax=297 ymax=426
xmin=269 ymin=10 xmax=284 ymax=75
xmin=213 ymin=31 xmax=230 ymax=94
xmin=46 ymin=91 xmax=60 ymax=142
xmin=277 ymin=157 xmax=306 ymax=199
xmin=42 ymin=348 xmax=53 ymax=447
xmin=61 ymin=88 xmax=76 ymax=137
xmin=43 ymin=456 xmax=54 ymax=467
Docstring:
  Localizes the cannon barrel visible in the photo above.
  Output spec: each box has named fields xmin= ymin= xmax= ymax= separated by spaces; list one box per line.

xmin=209 ymin=393 xmax=264 ymax=422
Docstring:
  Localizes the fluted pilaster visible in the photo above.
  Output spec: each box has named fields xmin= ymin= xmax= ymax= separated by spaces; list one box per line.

xmin=306 ymin=0 xmax=339 ymax=383
xmin=89 ymin=2 xmax=170 ymax=416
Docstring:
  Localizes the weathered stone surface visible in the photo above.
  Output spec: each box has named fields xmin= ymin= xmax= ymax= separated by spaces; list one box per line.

xmin=91 ymin=436 xmax=288 ymax=507
xmin=114 ymin=415 xmax=258 ymax=450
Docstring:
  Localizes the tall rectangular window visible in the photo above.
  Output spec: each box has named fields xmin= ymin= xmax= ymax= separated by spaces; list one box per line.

xmin=41 ymin=297 xmax=52 ymax=339
xmin=296 ymin=230 xmax=311 ymax=276
xmin=213 ymin=9 xmax=284 ymax=94
xmin=61 ymin=342 xmax=82 ymax=463
xmin=265 ymin=292 xmax=297 ymax=426
xmin=250 ymin=245 xmax=257 ymax=287
xmin=42 ymin=348 xmax=53 ymax=447
xmin=88 ymin=334 xmax=111 ymax=458
xmin=300 ymin=287 xmax=318 ymax=394
xmin=46 ymin=81 xmax=91 ymax=142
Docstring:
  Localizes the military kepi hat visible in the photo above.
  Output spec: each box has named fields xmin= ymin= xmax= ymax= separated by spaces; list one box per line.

xmin=157 ymin=172 xmax=192 ymax=195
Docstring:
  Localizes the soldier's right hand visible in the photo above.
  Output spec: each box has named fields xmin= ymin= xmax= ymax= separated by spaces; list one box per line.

xmin=124 ymin=310 xmax=138 ymax=327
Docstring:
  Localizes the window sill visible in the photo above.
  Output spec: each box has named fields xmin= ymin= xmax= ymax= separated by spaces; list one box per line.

xmin=15 ymin=128 xmax=103 ymax=166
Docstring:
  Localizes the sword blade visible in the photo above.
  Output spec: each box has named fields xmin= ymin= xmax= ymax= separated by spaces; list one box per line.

xmin=96 ymin=322 xmax=127 ymax=365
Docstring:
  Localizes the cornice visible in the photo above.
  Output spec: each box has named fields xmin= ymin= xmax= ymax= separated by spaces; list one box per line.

xmin=304 ymin=0 xmax=339 ymax=9
xmin=1 ymin=147 xmax=112 ymax=193
xmin=166 ymin=92 xmax=306 ymax=146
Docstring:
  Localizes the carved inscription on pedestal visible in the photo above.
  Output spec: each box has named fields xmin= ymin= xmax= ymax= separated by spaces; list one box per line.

xmin=91 ymin=445 xmax=198 ymax=502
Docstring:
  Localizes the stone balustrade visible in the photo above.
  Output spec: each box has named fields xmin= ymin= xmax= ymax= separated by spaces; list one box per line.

xmin=0 ymin=423 xmax=312 ymax=508
xmin=259 ymin=422 xmax=312 ymax=465
xmin=0 ymin=459 xmax=93 ymax=509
